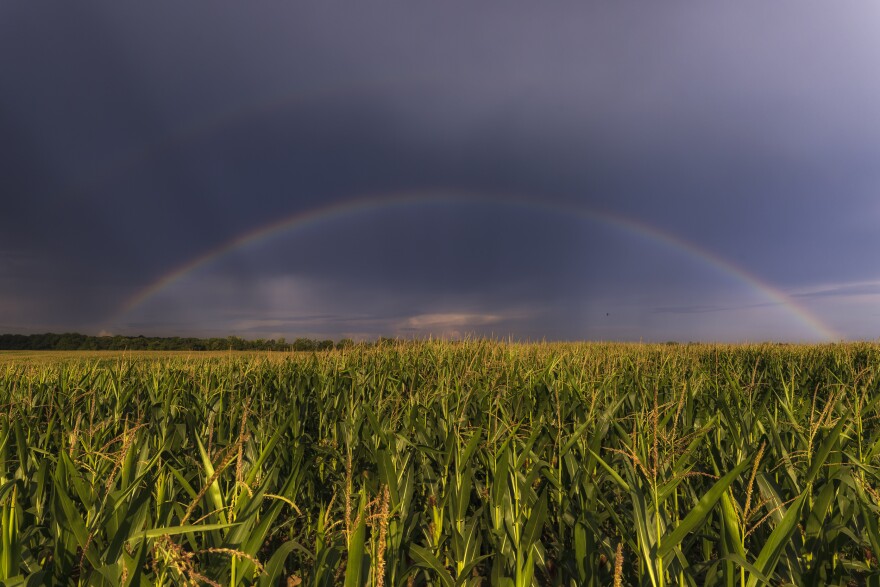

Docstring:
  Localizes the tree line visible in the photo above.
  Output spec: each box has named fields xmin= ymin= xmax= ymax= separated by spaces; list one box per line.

xmin=0 ymin=332 xmax=366 ymax=351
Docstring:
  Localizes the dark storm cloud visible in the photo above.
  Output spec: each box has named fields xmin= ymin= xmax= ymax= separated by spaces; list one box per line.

xmin=2 ymin=2 xmax=879 ymax=339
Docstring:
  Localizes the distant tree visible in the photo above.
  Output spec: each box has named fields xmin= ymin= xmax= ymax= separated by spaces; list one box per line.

xmin=226 ymin=336 xmax=247 ymax=351
xmin=0 ymin=331 xmax=341 ymax=352
xmin=292 ymin=338 xmax=317 ymax=352
xmin=335 ymin=338 xmax=354 ymax=350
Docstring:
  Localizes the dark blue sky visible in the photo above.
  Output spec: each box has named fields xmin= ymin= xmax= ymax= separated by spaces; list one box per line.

xmin=2 ymin=2 xmax=878 ymax=341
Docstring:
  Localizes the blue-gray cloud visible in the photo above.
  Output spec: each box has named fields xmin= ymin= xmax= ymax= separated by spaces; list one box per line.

xmin=2 ymin=2 xmax=879 ymax=340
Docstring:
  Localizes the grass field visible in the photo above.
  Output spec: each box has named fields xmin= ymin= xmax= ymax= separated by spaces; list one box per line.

xmin=0 ymin=351 xmax=286 ymax=366
xmin=1 ymin=341 xmax=879 ymax=586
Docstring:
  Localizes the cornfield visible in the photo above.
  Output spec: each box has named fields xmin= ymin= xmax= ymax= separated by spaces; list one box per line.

xmin=1 ymin=341 xmax=880 ymax=586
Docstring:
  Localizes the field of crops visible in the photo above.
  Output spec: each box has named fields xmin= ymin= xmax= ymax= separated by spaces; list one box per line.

xmin=2 ymin=342 xmax=880 ymax=586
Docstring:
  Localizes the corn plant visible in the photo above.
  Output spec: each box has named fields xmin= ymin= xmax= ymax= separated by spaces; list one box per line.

xmin=0 ymin=341 xmax=879 ymax=585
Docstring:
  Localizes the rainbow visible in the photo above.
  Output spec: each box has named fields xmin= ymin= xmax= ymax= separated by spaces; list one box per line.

xmin=110 ymin=191 xmax=840 ymax=341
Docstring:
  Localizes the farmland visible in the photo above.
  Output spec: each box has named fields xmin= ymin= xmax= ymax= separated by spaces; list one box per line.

xmin=1 ymin=341 xmax=879 ymax=586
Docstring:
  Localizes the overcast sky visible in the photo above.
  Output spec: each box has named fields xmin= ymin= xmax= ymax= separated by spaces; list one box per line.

xmin=2 ymin=2 xmax=878 ymax=342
